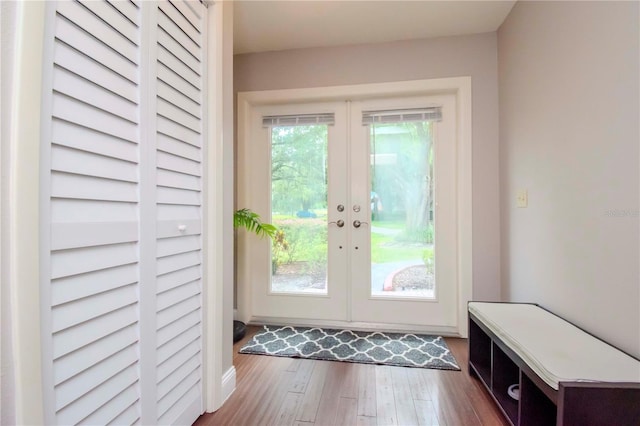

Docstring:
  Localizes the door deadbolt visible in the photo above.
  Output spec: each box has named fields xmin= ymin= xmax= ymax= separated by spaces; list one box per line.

xmin=337 ymin=204 xmax=344 ymax=212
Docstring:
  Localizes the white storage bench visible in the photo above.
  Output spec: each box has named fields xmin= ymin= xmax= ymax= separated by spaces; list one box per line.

xmin=468 ymin=302 xmax=640 ymax=426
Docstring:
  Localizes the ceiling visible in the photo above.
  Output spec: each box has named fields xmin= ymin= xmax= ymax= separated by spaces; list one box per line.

xmin=233 ymin=1 xmax=517 ymax=55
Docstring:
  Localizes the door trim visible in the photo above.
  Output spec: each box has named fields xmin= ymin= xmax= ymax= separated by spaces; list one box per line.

xmin=237 ymin=77 xmax=473 ymax=337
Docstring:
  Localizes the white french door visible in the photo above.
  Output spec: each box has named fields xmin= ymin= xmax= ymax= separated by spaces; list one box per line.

xmin=349 ymin=96 xmax=458 ymax=328
xmin=239 ymin=82 xmax=469 ymax=335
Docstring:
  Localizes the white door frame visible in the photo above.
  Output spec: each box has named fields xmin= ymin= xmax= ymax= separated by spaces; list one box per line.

xmin=237 ymin=77 xmax=473 ymax=337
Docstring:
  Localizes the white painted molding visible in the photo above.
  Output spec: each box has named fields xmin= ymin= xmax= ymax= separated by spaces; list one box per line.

xmin=204 ymin=0 xmax=235 ymax=413
xmin=9 ymin=2 xmax=47 ymax=424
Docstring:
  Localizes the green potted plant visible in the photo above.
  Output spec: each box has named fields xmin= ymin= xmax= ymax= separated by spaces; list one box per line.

xmin=232 ymin=208 xmax=277 ymax=342
xmin=233 ymin=208 xmax=277 ymax=239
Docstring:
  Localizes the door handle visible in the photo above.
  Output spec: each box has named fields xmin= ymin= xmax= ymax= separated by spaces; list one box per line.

xmin=353 ymin=220 xmax=369 ymax=228
xmin=329 ymin=219 xmax=345 ymax=228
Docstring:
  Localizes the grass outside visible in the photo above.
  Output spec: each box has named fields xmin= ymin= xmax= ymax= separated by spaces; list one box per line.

xmin=370 ymin=231 xmax=424 ymax=264
xmin=272 ymin=216 xmax=426 ymax=266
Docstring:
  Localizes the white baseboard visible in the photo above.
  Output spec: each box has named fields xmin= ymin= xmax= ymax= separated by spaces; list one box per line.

xmin=220 ymin=366 xmax=236 ymax=405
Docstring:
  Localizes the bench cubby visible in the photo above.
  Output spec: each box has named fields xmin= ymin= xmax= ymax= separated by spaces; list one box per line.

xmin=468 ymin=302 xmax=640 ymax=426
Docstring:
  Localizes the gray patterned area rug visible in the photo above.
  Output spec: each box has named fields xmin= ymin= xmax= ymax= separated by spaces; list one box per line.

xmin=239 ymin=325 xmax=460 ymax=370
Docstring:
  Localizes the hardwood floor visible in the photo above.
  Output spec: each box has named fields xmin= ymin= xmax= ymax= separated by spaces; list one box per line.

xmin=194 ymin=326 xmax=508 ymax=426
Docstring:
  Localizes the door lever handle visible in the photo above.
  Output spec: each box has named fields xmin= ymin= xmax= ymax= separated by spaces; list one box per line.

xmin=329 ymin=219 xmax=345 ymax=228
xmin=353 ymin=220 xmax=369 ymax=228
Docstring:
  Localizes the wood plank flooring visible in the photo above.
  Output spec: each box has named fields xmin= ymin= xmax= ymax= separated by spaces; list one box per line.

xmin=194 ymin=326 xmax=508 ymax=426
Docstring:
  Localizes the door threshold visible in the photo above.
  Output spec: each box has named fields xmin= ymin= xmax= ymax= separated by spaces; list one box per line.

xmin=248 ymin=316 xmax=461 ymax=337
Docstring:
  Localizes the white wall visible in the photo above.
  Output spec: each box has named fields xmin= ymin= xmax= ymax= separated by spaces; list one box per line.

xmin=234 ymin=33 xmax=502 ymax=301
xmin=499 ymin=1 xmax=639 ymax=357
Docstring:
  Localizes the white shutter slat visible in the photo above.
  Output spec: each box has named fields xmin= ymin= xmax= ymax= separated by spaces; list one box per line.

xmin=169 ymin=0 xmax=202 ymax=32
xmin=78 ymin=0 xmax=139 ymax=45
xmin=52 ymin=284 xmax=138 ymax=333
xmin=157 ymin=151 xmax=201 ymax=176
xmin=157 ymin=27 xmax=201 ymax=76
xmin=107 ymin=401 xmax=140 ymax=426
xmin=156 ymin=339 xmax=199 ymax=382
xmin=158 ymin=385 xmax=201 ymax=425
xmin=54 ymin=325 xmax=138 ymax=384
xmin=52 ymin=119 xmax=138 ymax=163
xmin=51 ymin=172 xmax=138 ymax=203
xmin=158 ymin=45 xmax=201 ymax=89
xmin=156 ymin=266 xmax=200 ymax=294
xmin=156 ymin=324 xmax=200 ymax=366
xmin=158 ymin=2 xmax=200 ymax=53
xmin=53 ymin=66 xmax=137 ymax=123
xmin=157 ymin=355 xmax=199 ymax=400
xmin=157 ymin=168 xmax=200 ymax=191
xmin=54 ymin=41 xmax=138 ymax=104
xmin=52 ymin=263 xmax=137 ymax=306
xmin=156 ymin=310 xmax=200 ymax=348
xmin=157 ymin=281 xmax=200 ymax=312
xmin=55 ymin=346 xmax=138 ymax=411
xmin=53 ymin=305 xmax=138 ymax=359
xmin=157 ymin=62 xmax=201 ymax=105
xmin=157 ymin=235 xmax=200 ymax=258
xmin=158 ymin=79 xmax=201 ymax=119
xmin=53 ymin=93 xmax=137 ymax=143
xmin=157 ymin=372 xmax=200 ymax=421
xmin=55 ymin=364 xmax=139 ymax=426
xmin=52 ymin=199 xmax=137 ymax=223
xmin=56 ymin=1 xmax=138 ymax=64
xmin=157 ymin=204 xmax=200 ymax=221
xmin=157 ymin=251 xmax=200 ymax=276
xmin=157 ymin=187 xmax=201 ymax=206
xmin=51 ymin=242 xmax=137 ymax=279
xmin=157 ymin=97 xmax=201 ymax=134
xmin=157 ymin=115 xmax=201 ymax=147
xmin=157 ymin=298 xmax=200 ymax=331
xmin=55 ymin=10 xmax=138 ymax=83
xmin=106 ymin=0 xmax=139 ymax=24
xmin=52 ymin=144 xmax=137 ymax=183
xmin=157 ymin=133 xmax=200 ymax=162
xmin=80 ymin=383 xmax=139 ymax=426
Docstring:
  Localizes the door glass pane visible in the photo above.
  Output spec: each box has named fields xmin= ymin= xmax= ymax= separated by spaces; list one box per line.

xmin=270 ymin=125 xmax=328 ymax=294
xmin=369 ymin=121 xmax=435 ymax=298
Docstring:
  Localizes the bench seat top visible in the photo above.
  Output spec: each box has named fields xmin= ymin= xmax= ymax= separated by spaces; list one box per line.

xmin=468 ymin=302 xmax=640 ymax=390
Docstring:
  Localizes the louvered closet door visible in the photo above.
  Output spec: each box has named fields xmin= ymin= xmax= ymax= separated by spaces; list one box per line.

xmin=41 ymin=1 xmax=206 ymax=425
xmin=154 ymin=1 xmax=206 ymax=424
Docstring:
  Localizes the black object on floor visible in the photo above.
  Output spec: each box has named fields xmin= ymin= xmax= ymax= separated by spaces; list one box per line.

xmin=233 ymin=320 xmax=246 ymax=343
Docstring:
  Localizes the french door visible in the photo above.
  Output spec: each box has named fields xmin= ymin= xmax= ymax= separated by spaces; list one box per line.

xmin=241 ymin=92 xmax=460 ymax=332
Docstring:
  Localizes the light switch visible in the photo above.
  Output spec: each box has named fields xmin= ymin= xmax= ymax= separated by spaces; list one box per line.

xmin=516 ymin=189 xmax=528 ymax=208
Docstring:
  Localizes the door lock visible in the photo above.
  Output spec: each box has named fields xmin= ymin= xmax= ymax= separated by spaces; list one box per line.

xmin=337 ymin=204 xmax=345 ymax=212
